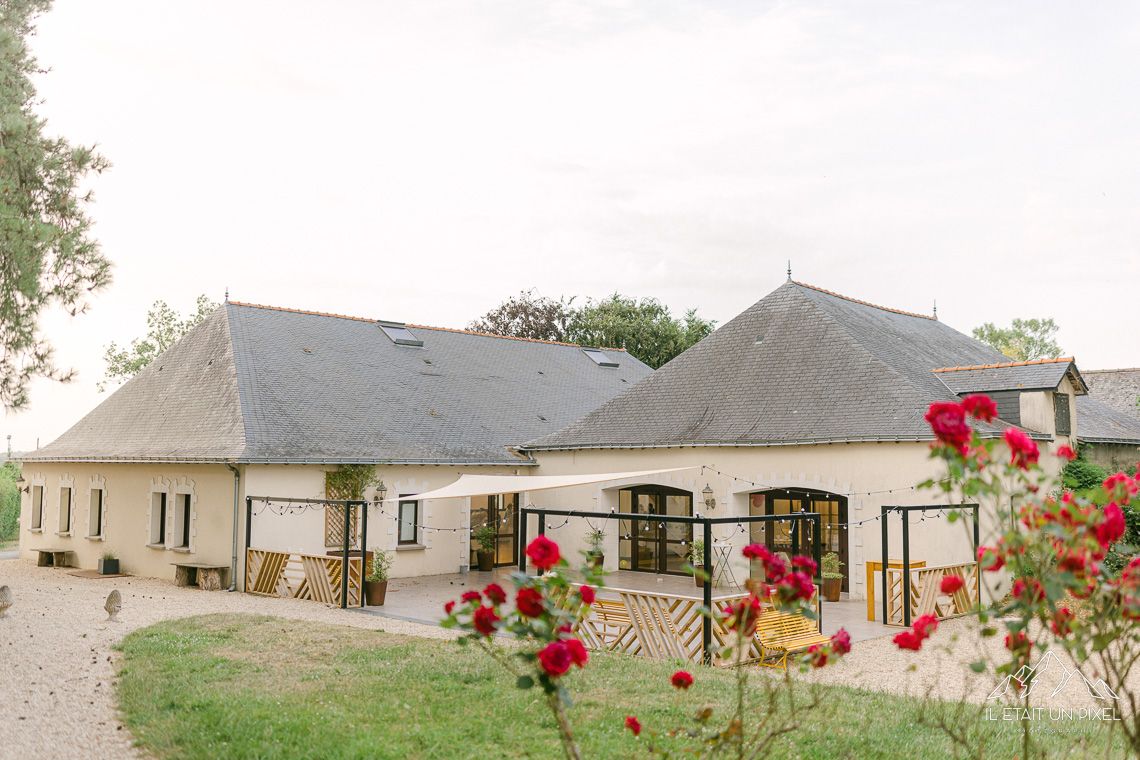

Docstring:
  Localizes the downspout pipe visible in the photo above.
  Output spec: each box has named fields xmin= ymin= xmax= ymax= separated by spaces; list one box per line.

xmin=225 ymin=462 xmax=240 ymax=591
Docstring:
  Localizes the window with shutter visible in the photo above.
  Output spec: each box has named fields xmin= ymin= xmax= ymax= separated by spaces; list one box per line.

xmin=1054 ymin=393 xmax=1071 ymax=435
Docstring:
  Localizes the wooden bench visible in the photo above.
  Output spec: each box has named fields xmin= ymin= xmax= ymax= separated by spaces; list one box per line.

xmin=35 ymin=549 xmax=71 ymax=568
xmin=172 ymin=562 xmax=229 ymax=591
xmin=754 ymin=609 xmax=832 ymax=671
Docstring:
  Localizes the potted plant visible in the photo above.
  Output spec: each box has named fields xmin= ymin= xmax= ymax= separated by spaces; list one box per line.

xmin=98 ymin=549 xmax=119 ymax=575
xmin=585 ymin=527 xmax=606 ymax=568
xmin=821 ymin=552 xmax=843 ymax=602
xmin=473 ymin=525 xmax=497 ymax=571
xmin=364 ymin=549 xmax=392 ymax=605
xmin=689 ymin=539 xmax=706 ymax=587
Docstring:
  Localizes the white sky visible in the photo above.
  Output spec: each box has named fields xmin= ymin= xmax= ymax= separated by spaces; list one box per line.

xmin=6 ymin=0 xmax=1140 ymax=452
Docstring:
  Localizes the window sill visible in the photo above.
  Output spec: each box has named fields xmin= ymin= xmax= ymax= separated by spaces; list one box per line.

xmin=171 ymin=546 xmax=192 ymax=554
xmin=146 ymin=543 xmax=167 ymax=551
xmin=85 ymin=535 xmax=104 ymax=541
xmin=396 ymin=544 xmax=426 ymax=552
xmin=55 ymin=531 xmax=72 ymax=537
xmin=28 ymin=528 xmax=42 ymax=533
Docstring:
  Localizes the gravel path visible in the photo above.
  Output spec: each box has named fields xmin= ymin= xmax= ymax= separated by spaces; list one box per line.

xmin=0 ymin=558 xmax=453 ymax=760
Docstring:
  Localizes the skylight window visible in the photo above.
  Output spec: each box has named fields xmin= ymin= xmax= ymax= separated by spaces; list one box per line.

xmin=378 ymin=321 xmax=423 ymax=347
xmin=581 ymin=348 xmax=618 ymax=368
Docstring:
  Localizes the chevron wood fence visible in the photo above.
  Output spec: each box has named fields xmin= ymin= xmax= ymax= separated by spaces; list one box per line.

xmin=884 ymin=561 xmax=978 ymax=627
xmin=245 ymin=548 xmax=362 ymax=606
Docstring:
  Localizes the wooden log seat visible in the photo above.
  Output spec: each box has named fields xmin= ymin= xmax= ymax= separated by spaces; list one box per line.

xmin=172 ymin=562 xmax=228 ymax=591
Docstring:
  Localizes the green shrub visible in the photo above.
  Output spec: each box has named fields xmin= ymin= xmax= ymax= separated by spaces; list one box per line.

xmin=0 ymin=462 xmax=22 ymax=543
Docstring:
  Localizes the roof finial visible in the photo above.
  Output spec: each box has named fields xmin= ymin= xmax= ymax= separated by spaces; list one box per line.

xmin=933 ymin=299 xmax=938 ymax=320
xmin=225 ymin=286 xmax=229 ymax=303
xmin=787 ymin=260 xmax=792 ymax=282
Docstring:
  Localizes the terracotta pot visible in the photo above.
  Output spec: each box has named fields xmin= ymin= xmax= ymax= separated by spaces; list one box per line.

xmin=695 ymin=573 xmax=705 ymax=588
xmin=364 ymin=579 xmax=388 ymax=606
xmin=477 ymin=551 xmax=495 ymax=571
xmin=821 ymin=576 xmax=842 ymax=602
xmin=588 ymin=552 xmax=604 ymax=569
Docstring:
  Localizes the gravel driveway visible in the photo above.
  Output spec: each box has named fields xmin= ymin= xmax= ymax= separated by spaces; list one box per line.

xmin=0 ymin=558 xmax=452 ymax=760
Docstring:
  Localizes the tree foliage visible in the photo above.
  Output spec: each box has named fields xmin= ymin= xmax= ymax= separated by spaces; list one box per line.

xmin=0 ymin=0 xmax=112 ymax=409
xmin=469 ymin=291 xmax=716 ymax=369
xmin=971 ymin=317 xmax=1062 ymax=362
xmin=99 ymin=295 xmax=218 ymax=391
xmin=467 ymin=289 xmax=574 ymax=343
xmin=0 ymin=460 xmax=22 ymax=543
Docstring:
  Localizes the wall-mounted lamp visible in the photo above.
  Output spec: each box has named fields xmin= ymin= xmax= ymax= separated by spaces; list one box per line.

xmin=702 ymin=483 xmax=716 ymax=509
xmin=376 ymin=483 xmax=388 ymax=502
xmin=14 ymin=475 xmax=27 ymax=494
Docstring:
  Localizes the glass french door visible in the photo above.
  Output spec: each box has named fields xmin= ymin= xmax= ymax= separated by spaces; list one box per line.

xmin=749 ymin=490 xmax=849 ymax=591
xmin=618 ymin=486 xmax=693 ymax=576
xmin=470 ymin=493 xmax=519 ymax=567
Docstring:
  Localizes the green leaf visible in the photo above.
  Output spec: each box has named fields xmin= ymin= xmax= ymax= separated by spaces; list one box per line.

xmin=516 ymin=675 xmax=534 ymax=690
xmin=969 ymin=661 xmax=986 ymax=673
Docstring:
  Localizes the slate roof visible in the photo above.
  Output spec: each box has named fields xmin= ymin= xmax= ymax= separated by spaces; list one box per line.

xmin=1084 ymin=368 xmax=1140 ymax=420
xmin=24 ymin=303 xmax=653 ymax=464
xmin=1076 ymin=396 xmax=1140 ymax=445
xmin=522 ymin=281 xmax=1017 ymax=450
xmin=933 ymin=358 xmax=1087 ymax=395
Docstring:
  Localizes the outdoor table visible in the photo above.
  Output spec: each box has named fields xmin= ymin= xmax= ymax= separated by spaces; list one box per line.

xmin=865 ymin=559 xmax=926 ymax=621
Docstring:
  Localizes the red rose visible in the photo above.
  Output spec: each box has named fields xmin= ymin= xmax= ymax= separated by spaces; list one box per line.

xmin=1005 ymin=631 xmax=1032 ymax=657
xmin=483 ymin=583 xmax=507 ymax=606
xmin=1056 ymin=445 xmax=1077 ymax=462
xmin=537 ymin=640 xmax=573 ymax=676
xmin=961 ymin=394 xmax=998 ymax=423
xmin=578 ymin=585 xmax=596 ymax=605
xmin=444 ymin=600 xmax=456 ymax=615
xmin=792 ymin=556 xmax=818 ymax=575
xmin=724 ymin=594 xmax=763 ymax=635
xmin=670 ymin=670 xmax=694 ymax=689
xmin=565 ymin=638 xmax=589 ymax=668
xmin=765 ymin=555 xmax=787 ymax=581
xmin=807 ymin=644 xmax=829 ymax=668
xmin=977 ymin=546 xmax=1005 ymax=572
xmin=893 ymin=630 xmax=923 ymax=651
xmin=461 ymin=590 xmax=482 ymax=603
xmin=913 ymin=614 xmax=939 ymax=640
xmin=472 ymin=605 xmax=500 ymax=637
xmin=516 ymin=587 xmax=545 ymax=617
xmin=1051 ymin=607 xmax=1075 ymax=637
xmin=1003 ymin=428 xmax=1039 ymax=470
xmin=1103 ymin=472 xmax=1139 ymax=503
xmin=1012 ymin=578 xmax=1045 ymax=605
xmin=625 ymin=716 xmax=642 ymax=736
xmin=525 ymin=535 xmax=562 ymax=570
xmin=1097 ymin=503 xmax=1126 ymax=547
xmin=925 ymin=402 xmax=971 ymax=454
xmin=742 ymin=544 xmax=770 ymax=561
xmin=832 ymin=628 xmax=851 ymax=656
xmin=940 ymin=575 xmax=965 ymax=595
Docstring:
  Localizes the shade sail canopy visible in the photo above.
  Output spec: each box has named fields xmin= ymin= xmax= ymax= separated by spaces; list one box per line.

xmin=387 ymin=468 xmax=694 ymax=502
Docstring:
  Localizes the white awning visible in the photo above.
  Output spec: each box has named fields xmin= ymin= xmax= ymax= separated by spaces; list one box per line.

xmin=386 ymin=467 xmax=694 ymax=502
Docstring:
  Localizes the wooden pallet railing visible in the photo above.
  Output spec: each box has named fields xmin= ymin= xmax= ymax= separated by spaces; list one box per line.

xmin=246 ymin=548 xmax=362 ymax=606
xmin=884 ymin=561 xmax=978 ymax=627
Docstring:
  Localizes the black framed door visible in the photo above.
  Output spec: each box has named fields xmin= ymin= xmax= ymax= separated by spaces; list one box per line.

xmin=749 ymin=489 xmax=849 ymax=592
xmin=470 ymin=493 xmax=519 ymax=567
xmin=618 ymin=485 xmax=693 ymax=576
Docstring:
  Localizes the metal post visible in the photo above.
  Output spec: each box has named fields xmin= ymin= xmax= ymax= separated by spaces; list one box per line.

xmin=539 ymin=513 xmax=546 ymax=536
xmin=243 ymin=496 xmax=252 ymax=592
xmin=360 ymin=499 xmax=369 ymax=608
xmin=813 ymin=514 xmax=822 ymax=632
xmin=518 ymin=508 xmax=529 ymax=574
xmin=791 ymin=516 xmax=800 ymax=557
xmin=341 ymin=501 xmax=352 ymax=610
xmin=702 ymin=518 xmax=713 ymax=666
xmin=972 ymin=504 xmax=981 ymax=605
xmin=881 ymin=507 xmax=889 ymax=625
xmin=902 ymin=510 xmax=911 ymax=628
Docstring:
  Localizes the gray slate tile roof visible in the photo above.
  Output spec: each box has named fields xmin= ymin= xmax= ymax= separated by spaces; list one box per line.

xmin=1076 ymin=396 xmax=1140 ymax=445
xmin=934 ymin=359 xmax=1086 ymax=395
xmin=24 ymin=302 xmax=652 ymax=464
xmin=1084 ymin=369 xmax=1140 ymax=420
xmin=522 ymin=281 xmax=1019 ymax=450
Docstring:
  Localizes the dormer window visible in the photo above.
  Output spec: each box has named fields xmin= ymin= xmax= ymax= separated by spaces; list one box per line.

xmin=582 ymin=348 xmax=618 ymax=368
xmin=378 ymin=322 xmax=423 ymax=347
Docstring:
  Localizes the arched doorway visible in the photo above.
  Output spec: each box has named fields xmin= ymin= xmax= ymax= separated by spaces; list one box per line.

xmin=617 ymin=484 xmax=693 ymax=576
xmin=749 ymin=488 xmax=849 ymax=592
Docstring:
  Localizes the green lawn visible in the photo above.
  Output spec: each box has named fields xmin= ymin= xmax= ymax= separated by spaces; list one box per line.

xmin=115 ymin=614 xmax=1120 ymax=760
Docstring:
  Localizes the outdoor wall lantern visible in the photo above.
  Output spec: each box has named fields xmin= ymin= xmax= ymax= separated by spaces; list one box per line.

xmin=14 ymin=475 xmax=27 ymax=494
xmin=376 ymin=483 xmax=388 ymax=502
xmin=702 ymin=484 xmax=716 ymax=509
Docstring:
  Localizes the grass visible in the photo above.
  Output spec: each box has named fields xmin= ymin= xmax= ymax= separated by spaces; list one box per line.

xmin=0 ymin=538 xmax=18 ymax=552
xmin=116 ymin=614 xmax=1124 ymax=760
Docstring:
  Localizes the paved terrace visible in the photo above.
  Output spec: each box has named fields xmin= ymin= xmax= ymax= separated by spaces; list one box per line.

xmin=362 ymin=567 xmax=894 ymax=643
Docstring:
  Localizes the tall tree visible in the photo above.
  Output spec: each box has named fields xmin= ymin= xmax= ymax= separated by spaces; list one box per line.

xmin=99 ymin=295 xmax=218 ymax=391
xmin=0 ymin=0 xmax=113 ymax=409
xmin=568 ymin=294 xmax=716 ymax=369
xmin=467 ymin=289 xmax=574 ymax=343
xmin=972 ymin=317 xmax=1062 ymax=362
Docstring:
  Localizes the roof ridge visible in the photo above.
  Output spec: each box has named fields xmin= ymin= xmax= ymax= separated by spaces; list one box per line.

xmin=792 ymin=281 xmax=936 ymax=320
xmin=933 ymin=357 xmax=1075 ymax=373
xmin=227 ymin=300 xmax=628 ymax=352
xmin=1084 ymin=367 xmax=1140 ymax=374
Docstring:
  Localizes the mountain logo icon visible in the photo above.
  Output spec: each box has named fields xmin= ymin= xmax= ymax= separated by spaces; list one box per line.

xmin=986 ymin=651 xmax=1118 ymax=701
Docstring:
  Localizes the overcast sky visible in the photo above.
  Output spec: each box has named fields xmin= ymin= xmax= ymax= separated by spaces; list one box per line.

xmin=6 ymin=0 xmax=1140 ymax=452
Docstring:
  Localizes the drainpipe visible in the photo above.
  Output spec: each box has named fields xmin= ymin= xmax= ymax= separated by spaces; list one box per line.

xmin=225 ymin=462 xmax=240 ymax=591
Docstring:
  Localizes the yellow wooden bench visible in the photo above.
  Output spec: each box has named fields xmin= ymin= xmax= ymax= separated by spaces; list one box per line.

xmin=754 ymin=609 xmax=832 ymax=671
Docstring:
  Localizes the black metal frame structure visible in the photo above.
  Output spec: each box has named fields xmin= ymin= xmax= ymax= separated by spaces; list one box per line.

xmin=880 ymin=504 xmax=979 ymax=628
xmin=519 ymin=507 xmax=822 ymax=665
xmin=245 ymin=495 xmax=370 ymax=610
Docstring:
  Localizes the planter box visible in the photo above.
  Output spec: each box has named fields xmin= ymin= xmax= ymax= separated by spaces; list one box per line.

xmin=364 ymin=579 xmax=388 ymax=606
xmin=98 ymin=558 xmax=119 ymax=575
xmin=476 ymin=551 xmax=495 ymax=572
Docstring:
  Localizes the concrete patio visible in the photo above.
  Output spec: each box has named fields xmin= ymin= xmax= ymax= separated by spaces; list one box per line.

xmin=357 ymin=567 xmax=895 ymax=644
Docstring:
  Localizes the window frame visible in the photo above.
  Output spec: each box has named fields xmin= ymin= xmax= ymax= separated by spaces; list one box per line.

xmin=149 ymin=491 xmax=168 ymax=547
xmin=397 ymin=498 xmax=420 ymax=546
xmin=30 ymin=485 xmax=43 ymax=531
xmin=87 ymin=488 xmax=104 ymax=539
xmin=1054 ymin=392 xmax=1072 ymax=435
xmin=173 ymin=493 xmax=192 ymax=549
xmin=57 ymin=487 xmax=72 ymax=535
